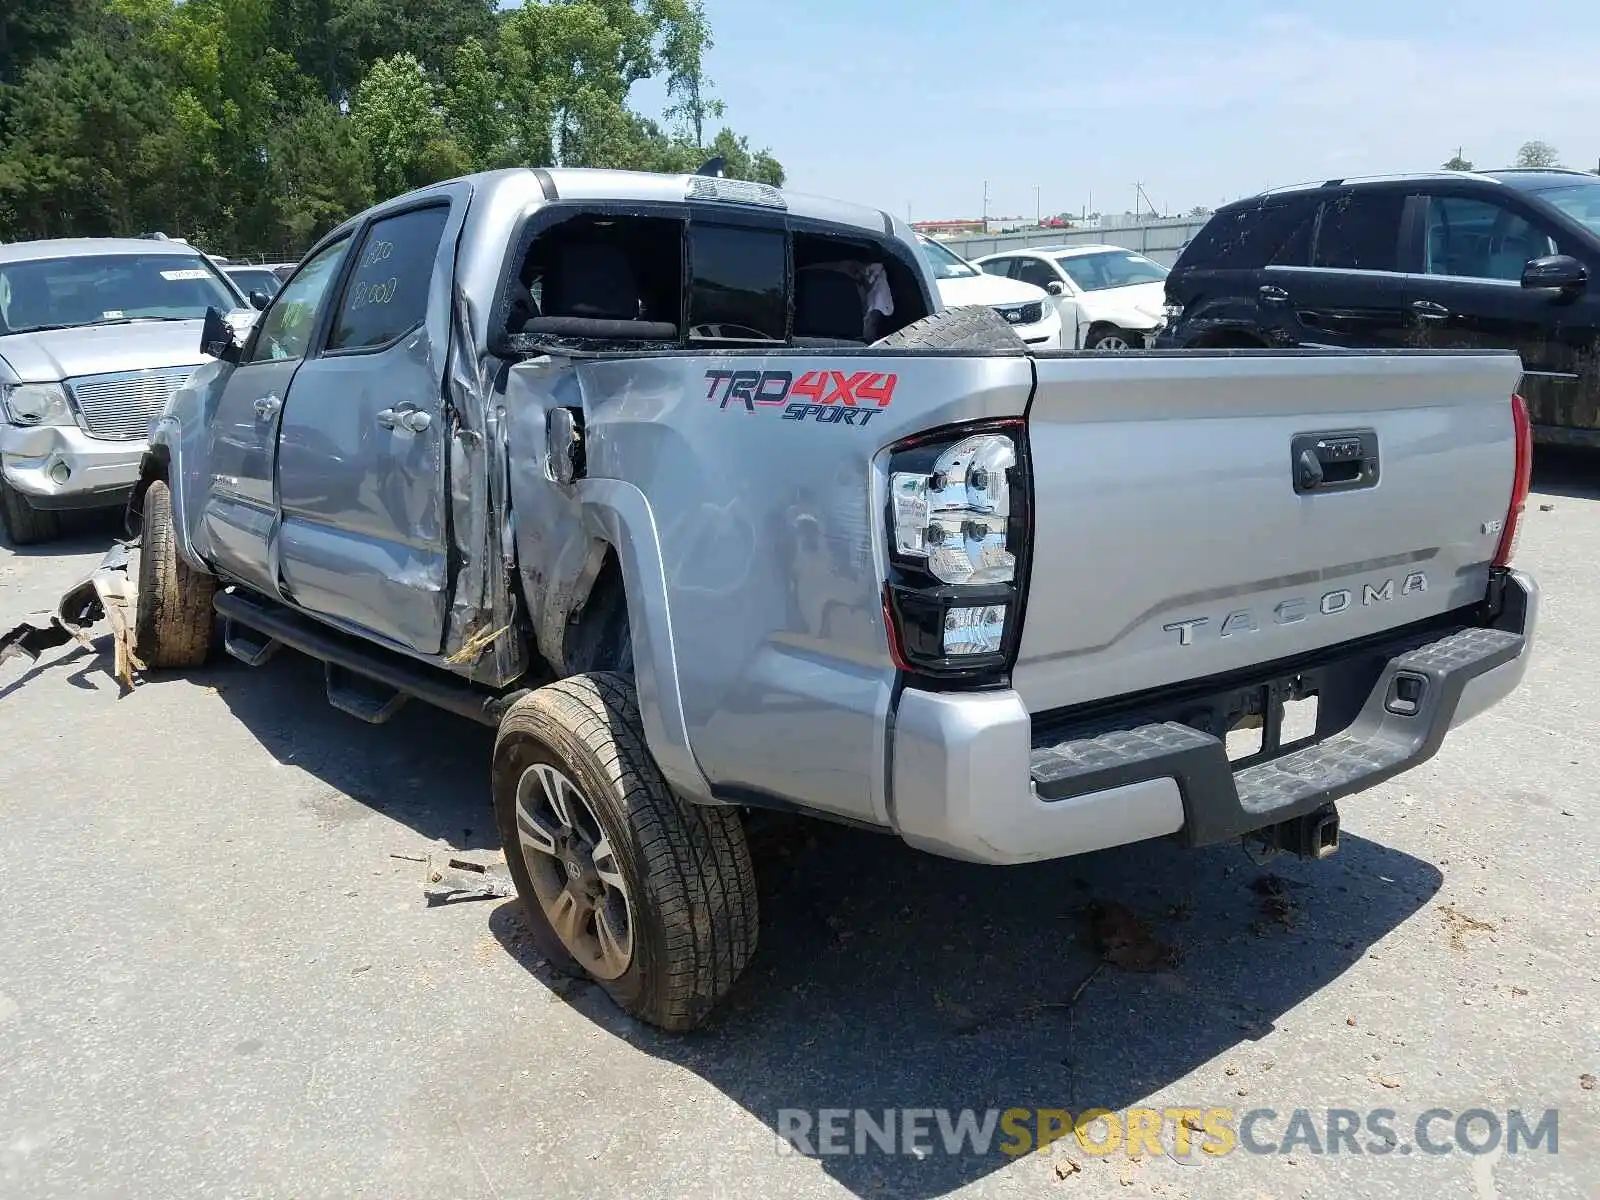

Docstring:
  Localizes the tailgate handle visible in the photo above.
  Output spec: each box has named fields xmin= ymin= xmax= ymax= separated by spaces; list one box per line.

xmin=1292 ymin=429 xmax=1379 ymax=495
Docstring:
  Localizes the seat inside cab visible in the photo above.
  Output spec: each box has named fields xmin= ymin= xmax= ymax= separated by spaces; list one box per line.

xmin=501 ymin=212 xmax=930 ymax=348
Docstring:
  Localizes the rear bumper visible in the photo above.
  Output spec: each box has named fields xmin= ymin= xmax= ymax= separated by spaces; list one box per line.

xmin=889 ymin=571 xmax=1537 ymax=865
xmin=0 ymin=423 xmax=143 ymax=510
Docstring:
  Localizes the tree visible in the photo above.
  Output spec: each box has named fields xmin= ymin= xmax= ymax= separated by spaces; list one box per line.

xmin=0 ymin=0 xmax=786 ymax=252
xmin=0 ymin=28 xmax=178 ymax=238
xmin=0 ymin=1 xmax=99 ymax=87
xmin=1443 ymin=149 xmax=1474 ymax=171
xmin=440 ymin=38 xmax=513 ymax=169
xmin=660 ymin=0 xmax=722 ymax=148
xmin=266 ymin=100 xmax=374 ymax=252
xmin=701 ymin=127 xmax=784 ymax=187
xmin=1516 ymin=140 xmax=1559 ymax=169
xmin=351 ymin=53 xmax=454 ymax=199
xmin=1188 ymin=205 xmax=1213 ymax=218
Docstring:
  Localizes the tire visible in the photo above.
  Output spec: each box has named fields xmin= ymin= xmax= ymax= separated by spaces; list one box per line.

xmin=493 ymin=673 xmax=759 ymax=1031
xmin=1085 ymin=324 xmax=1139 ymax=352
xmin=872 ymin=305 xmax=1026 ymax=351
xmin=134 ymin=479 xmax=216 ymax=669
xmin=0 ymin=480 xmax=61 ymax=546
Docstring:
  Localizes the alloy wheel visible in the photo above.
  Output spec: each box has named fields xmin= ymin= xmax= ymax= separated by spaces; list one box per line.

xmin=513 ymin=762 xmax=635 ymax=980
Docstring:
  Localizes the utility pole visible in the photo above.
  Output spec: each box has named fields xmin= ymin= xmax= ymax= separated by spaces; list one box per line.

xmin=982 ymin=180 xmax=989 ymax=231
xmin=1034 ymin=185 xmax=1041 ymax=226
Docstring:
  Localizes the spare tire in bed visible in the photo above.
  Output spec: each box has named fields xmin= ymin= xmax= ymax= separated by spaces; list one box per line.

xmin=870 ymin=305 xmax=1026 ymax=352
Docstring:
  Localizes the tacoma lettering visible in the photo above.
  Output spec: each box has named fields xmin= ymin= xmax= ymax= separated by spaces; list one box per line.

xmin=1167 ymin=573 xmax=1429 ymax=646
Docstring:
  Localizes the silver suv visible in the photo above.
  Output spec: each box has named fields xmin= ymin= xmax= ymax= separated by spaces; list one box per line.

xmin=0 ymin=238 xmax=249 ymax=543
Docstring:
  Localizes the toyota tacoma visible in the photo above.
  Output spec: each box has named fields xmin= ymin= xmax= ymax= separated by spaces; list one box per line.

xmin=101 ymin=167 xmax=1534 ymax=1030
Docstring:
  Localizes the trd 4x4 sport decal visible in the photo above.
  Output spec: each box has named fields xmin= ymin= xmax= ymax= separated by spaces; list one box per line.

xmin=703 ymin=369 xmax=898 ymax=425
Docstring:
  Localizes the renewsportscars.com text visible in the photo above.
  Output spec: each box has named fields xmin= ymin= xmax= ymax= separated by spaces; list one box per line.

xmin=775 ymin=1106 xmax=1559 ymax=1159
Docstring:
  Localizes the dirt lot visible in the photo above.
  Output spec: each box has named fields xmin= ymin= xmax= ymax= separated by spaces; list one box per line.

xmin=1 ymin=454 xmax=1596 ymax=1200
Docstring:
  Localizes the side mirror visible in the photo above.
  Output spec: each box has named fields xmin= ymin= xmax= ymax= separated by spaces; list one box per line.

xmin=1522 ymin=254 xmax=1587 ymax=291
xmin=200 ymin=306 xmax=242 ymax=364
xmin=1046 ymin=281 xmax=1066 ymax=296
xmin=248 ymin=289 xmax=272 ymax=311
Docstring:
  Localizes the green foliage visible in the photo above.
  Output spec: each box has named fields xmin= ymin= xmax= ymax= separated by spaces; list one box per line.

xmin=0 ymin=1 xmax=785 ymax=257
xmin=1442 ymin=151 xmax=1474 ymax=171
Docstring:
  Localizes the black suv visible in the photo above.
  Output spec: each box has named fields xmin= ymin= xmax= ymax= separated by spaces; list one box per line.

xmin=1156 ymin=169 xmax=1600 ymax=446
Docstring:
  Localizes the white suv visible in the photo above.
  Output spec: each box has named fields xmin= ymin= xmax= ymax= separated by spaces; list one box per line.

xmin=974 ymin=244 xmax=1169 ymax=350
xmin=916 ymin=236 xmax=1063 ymax=348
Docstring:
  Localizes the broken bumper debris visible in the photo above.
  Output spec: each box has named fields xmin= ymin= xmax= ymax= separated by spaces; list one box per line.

xmin=0 ymin=540 xmax=142 ymax=687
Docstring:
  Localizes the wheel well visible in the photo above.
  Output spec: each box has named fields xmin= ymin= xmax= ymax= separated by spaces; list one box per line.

xmin=126 ymin=446 xmax=170 ymax=534
xmin=562 ymin=547 xmax=633 ymax=677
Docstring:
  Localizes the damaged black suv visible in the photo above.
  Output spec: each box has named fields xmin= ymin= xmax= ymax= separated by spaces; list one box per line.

xmin=1157 ymin=168 xmax=1600 ymax=448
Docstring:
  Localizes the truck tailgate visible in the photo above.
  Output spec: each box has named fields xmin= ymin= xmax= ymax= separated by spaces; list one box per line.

xmin=1015 ymin=350 xmax=1524 ymax=714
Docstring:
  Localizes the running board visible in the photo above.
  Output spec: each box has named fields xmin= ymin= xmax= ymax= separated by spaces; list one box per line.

xmin=223 ymin=620 xmax=280 ymax=668
xmin=213 ymin=589 xmax=526 ymax=728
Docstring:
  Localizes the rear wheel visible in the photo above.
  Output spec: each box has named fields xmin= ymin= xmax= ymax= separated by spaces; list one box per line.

xmin=0 ymin=480 xmax=61 ymax=546
xmin=493 ymin=673 xmax=759 ymax=1031
xmin=134 ymin=479 xmax=216 ymax=669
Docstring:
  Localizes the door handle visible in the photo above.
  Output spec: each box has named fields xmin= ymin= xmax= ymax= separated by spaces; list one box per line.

xmin=1292 ymin=430 xmax=1380 ymax=494
xmin=253 ymin=394 xmax=281 ymax=419
xmin=376 ymin=407 xmax=432 ymax=433
xmin=1258 ymin=284 xmax=1290 ymax=306
xmin=1410 ymin=299 xmax=1450 ymax=321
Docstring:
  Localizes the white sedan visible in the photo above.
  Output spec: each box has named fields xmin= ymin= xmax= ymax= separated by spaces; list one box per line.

xmin=974 ymin=244 xmax=1169 ymax=350
xmin=916 ymin=236 xmax=1063 ymax=347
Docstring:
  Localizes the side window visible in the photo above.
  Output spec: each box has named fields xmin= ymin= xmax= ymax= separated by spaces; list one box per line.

xmin=687 ymin=224 xmax=786 ymax=343
xmin=1421 ymin=196 xmax=1557 ymax=281
xmin=982 ymin=258 xmax=1016 ymax=278
xmin=247 ymin=238 xmax=350 ymax=363
xmin=327 ymin=205 xmax=451 ymax=352
xmin=1312 ymin=191 xmax=1405 ymax=272
xmin=1181 ymin=197 xmax=1318 ymax=270
xmin=1015 ymin=258 xmax=1062 ymax=290
xmin=1265 ymin=203 xmax=1317 ymax=266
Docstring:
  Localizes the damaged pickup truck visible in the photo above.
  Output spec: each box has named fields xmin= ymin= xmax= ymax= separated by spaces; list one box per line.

xmin=39 ymin=167 xmax=1538 ymax=1030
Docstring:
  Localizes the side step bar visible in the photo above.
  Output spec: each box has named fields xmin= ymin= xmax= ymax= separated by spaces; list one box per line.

xmin=213 ymin=589 xmax=527 ymax=728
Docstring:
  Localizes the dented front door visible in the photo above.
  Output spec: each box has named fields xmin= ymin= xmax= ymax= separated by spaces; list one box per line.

xmin=272 ymin=193 xmax=465 ymax=653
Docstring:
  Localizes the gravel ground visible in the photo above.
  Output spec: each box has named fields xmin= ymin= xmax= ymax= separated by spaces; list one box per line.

xmin=1 ymin=454 xmax=1596 ymax=1200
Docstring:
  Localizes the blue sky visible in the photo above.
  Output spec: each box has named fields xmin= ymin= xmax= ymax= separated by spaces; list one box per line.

xmin=650 ymin=0 xmax=1600 ymax=219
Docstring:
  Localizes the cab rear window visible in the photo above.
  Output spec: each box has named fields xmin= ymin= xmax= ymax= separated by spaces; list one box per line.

xmin=687 ymin=225 xmax=787 ymax=344
xmin=498 ymin=209 xmax=933 ymax=352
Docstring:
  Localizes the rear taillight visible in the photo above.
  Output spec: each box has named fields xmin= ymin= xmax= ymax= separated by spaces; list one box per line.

xmin=883 ymin=419 xmax=1031 ymax=684
xmin=1493 ymin=393 xmax=1533 ymax=568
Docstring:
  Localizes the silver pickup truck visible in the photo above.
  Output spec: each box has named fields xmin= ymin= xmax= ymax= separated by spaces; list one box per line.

xmin=115 ymin=168 xmax=1535 ymax=1030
